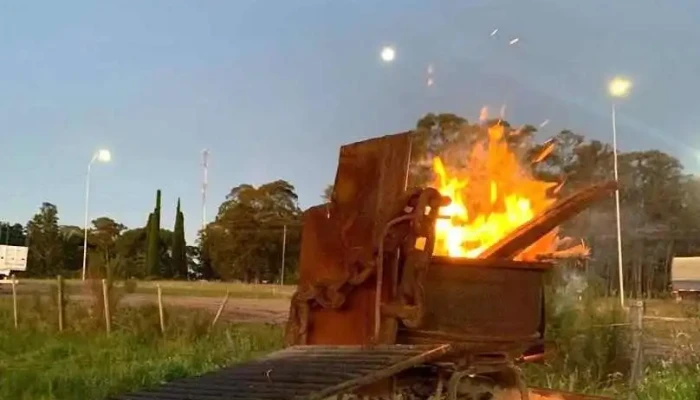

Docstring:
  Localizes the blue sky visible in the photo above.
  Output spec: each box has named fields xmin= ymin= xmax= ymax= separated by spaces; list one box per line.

xmin=3 ymin=0 xmax=700 ymax=242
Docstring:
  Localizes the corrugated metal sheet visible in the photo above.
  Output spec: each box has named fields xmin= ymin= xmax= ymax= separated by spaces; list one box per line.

xmin=671 ymin=257 xmax=700 ymax=282
xmin=112 ymin=344 xmax=451 ymax=400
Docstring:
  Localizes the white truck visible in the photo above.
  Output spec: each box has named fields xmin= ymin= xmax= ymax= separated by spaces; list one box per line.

xmin=671 ymin=256 xmax=700 ymax=301
xmin=0 ymin=245 xmax=28 ymax=278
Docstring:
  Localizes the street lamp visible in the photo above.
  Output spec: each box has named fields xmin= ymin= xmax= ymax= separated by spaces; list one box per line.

xmin=82 ymin=149 xmax=111 ymax=281
xmin=608 ymin=77 xmax=631 ymax=307
xmin=380 ymin=46 xmax=396 ymax=63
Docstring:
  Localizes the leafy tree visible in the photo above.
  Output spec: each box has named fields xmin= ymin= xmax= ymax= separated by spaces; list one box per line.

xmin=0 ymin=222 xmax=26 ymax=246
xmin=89 ymin=217 xmax=126 ymax=258
xmin=112 ymin=225 xmax=173 ymax=279
xmin=115 ymin=227 xmax=148 ymax=278
xmin=409 ymin=112 xmax=472 ymax=186
xmin=322 ymin=184 xmax=333 ymax=203
xmin=409 ymin=113 xmax=535 ymax=187
xmin=171 ymin=198 xmax=187 ymax=278
xmin=87 ymin=217 xmax=126 ymax=279
xmin=204 ymin=180 xmax=301 ymax=282
xmin=194 ymin=231 xmax=218 ymax=280
xmin=677 ymin=175 xmax=700 ymax=230
xmin=185 ymin=245 xmax=201 ymax=279
xmin=59 ymin=225 xmax=84 ymax=275
xmin=25 ymin=203 xmax=64 ymax=277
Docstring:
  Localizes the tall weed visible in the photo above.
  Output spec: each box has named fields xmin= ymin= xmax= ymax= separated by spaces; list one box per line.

xmin=525 ymin=266 xmax=631 ymax=395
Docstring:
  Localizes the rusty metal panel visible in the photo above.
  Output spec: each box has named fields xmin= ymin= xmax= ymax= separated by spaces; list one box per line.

xmin=401 ymin=258 xmax=546 ymax=343
xmin=294 ymin=132 xmax=413 ymax=346
xmin=331 ymin=131 xmax=413 ymax=250
xmin=111 ymin=344 xmax=452 ymax=400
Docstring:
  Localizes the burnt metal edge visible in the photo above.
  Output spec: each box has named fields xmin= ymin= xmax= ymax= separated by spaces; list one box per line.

xmin=398 ymin=329 xmax=542 ymax=344
xmin=429 ymin=256 xmax=552 ymax=271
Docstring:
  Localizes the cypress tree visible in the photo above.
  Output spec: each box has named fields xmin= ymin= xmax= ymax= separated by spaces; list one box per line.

xmin=145 ymin=190 xmax=162 ymax=277
xmin=171 ymin=198 xmax=187 ymax=279
xmin=144 ymin=212 xmax=153 ymax=276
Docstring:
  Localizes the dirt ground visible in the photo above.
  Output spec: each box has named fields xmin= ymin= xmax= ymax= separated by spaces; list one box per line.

xmin=0 ymin=280 xmax=291 ymax=325
xmin=81 ymin=293 xmax=292 ymax=324
xmin=121 ymin=293 xmax=290 ymax=324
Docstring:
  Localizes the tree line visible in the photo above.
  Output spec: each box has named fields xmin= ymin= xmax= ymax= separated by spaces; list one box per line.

xmin=4 ymin=112 xmax=700 ymax=293
xmin=1 ymin=179 xmax=301 ymax=283
xmin=1 ymin=189 xmax=190 ymax=281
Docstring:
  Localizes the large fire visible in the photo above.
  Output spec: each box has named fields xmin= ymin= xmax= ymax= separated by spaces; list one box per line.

xmin=432 ymin=123 xmax=559 ymax=260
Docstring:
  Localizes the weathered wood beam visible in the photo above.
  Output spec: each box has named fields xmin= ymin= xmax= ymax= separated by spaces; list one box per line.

xmin=480 ymin=181 xmax=617 ymax=259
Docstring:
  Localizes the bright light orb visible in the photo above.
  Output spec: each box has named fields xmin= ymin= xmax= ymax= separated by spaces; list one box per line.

xmin=609 ymin=77 xmax=632 ymax=98
xmin=96 ymin=149 xmax=112 ymax=162
xmin=380 ymin=46 xmax=396 ymax=63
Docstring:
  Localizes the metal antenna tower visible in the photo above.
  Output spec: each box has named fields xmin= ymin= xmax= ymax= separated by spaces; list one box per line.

xmin=201 ymin=149 xmax=209 ymax=231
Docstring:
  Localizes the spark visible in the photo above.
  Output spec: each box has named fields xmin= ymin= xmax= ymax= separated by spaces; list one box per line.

xmin=427 ymin=78 xmax=434 ymax=87
xmin=539 ymin=119 xmax=550 ymax=128
xmin=552 ymin=178 xmax=567 ymax=195
xmin=427 ymin=64 xmax=434 ymax=74
xmin=533 ymin=139 xmax=556 ymax=163
xmin=509 ymin=38 xmax=520 ymax=45
xmin=479 ymin=106 xmax=489 ymax=124
xmin=490 ymin=29 xmax=499 ymax=37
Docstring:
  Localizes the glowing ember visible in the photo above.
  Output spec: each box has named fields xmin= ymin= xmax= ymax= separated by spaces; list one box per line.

xmin=432 ymin=123 xmax=559 ymax=260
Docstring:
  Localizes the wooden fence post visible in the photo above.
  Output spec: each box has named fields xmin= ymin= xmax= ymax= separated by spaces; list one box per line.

xmin=628 ymin=300 xmax=645 ymax=399
xmin=211 ymin=291 xmax=230 ymax=329
xmin=57 ymin=275 xmax=64 ymax=332
xmin=157 ymin=284 xmax=165 ymax=335
xmin=102 ymin=279 xmax=111 ymax=335
xmin=11 ymin=278 xmax=18 ymax=329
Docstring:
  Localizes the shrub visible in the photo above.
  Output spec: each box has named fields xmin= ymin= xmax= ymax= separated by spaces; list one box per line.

xmin=124 ymin=279 xmax=138 ymax=294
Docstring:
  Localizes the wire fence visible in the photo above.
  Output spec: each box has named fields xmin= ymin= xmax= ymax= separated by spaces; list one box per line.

xmin=2 ymin=277 xmax=699 ymax=398
xmin=0 ymin=276 xmax=285 ymax=335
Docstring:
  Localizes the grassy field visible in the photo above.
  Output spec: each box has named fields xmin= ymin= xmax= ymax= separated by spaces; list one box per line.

xmin=0 ymin=296 xmax=283 ymax=400
xmin=0 ymin=281 xmax=699 ymax=399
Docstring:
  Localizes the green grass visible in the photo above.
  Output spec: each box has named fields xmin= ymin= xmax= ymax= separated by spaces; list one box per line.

xmin=521 ymin=273 xmax=700 ymax=399
xmin=0 ymin=296 xmax=284 ymax=400
xmin=636 ymin=364 xmax=700 ymax=399
xmin=1 ymin=278 xmax=699 ymax=399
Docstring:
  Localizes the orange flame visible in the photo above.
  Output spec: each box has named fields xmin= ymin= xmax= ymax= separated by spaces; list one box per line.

xmin=432 ymin=124 xmax=558 ymax=260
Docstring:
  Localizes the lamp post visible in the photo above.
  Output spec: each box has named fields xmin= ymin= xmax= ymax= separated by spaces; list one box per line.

xmin=280 ymin=224 xmax=287 ymax=286
xmin=608 ymin=77 xmax=632 ymax=307
xmin=82 ymin=149 xmax=111 ymax=281
xmin=380 ymin=46 xmax=396 ymax=63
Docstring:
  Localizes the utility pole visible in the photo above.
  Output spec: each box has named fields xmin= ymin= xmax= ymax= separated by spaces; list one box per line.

xmin=201 ymin=149 xmax=209 ymax=231
xmin=280 ymin=225 xmax=287 ymax=286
